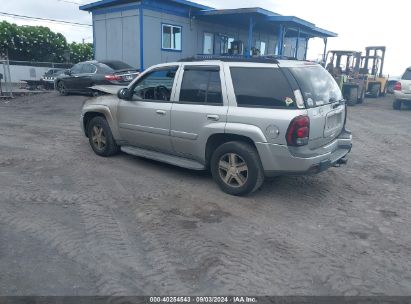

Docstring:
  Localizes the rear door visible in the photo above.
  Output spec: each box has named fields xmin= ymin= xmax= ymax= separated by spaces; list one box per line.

xmin=171 ymin=63 xmax=228 ymax=161
xmin=287 ymin=64 xmax=346 ymax=149
xmin=401 ymin=69 xmax=411 ymax=94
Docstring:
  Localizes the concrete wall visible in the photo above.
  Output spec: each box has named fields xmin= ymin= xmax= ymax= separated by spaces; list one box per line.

xmin=1 ymin=65 xmax=50 ymax=82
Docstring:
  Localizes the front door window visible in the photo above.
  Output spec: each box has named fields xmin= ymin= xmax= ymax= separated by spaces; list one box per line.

xmin=132 ymin=67 xmax=178 ymax=101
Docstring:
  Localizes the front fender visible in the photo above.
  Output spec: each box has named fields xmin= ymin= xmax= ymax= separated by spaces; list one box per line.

xmin=81 ymin=105 xmax=121 ymax=140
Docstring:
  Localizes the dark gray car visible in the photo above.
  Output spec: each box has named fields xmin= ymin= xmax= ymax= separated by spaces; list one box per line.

xmin=56 ymin=60 xmax=139 ymax=96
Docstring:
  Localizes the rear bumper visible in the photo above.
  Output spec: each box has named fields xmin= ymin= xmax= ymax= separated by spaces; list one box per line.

xmin=256 ymin=130 xmax=352 ymax=177
xmin=394 ymin=91 xmax=411 ymax=101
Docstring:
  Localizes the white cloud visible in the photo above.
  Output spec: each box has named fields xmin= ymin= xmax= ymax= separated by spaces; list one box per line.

xmin=196 ymin=0 xmax=409 ymax=76
xmin=1 ymin=0 xmax=92 ymax=43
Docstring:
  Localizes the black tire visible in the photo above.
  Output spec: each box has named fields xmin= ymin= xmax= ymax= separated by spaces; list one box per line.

xmin=57 ymin=81 xmax=68 ymax=96
xmin=87 ymin=116 xmax=120 ymax=157
xmin=393 ymin=99 xmax=402 ymax=110
xmin=347 ymin=87 xmax=358 ymax=106
xmin=381 ymin=84 xmax=388 ymax=97
xmin=211 ymin=141 xmax=264 ymax=196
xmin=371 ymin=84 xmax=380 ymax=98
xmin=357 ymin=88 xmax=365 ymax=104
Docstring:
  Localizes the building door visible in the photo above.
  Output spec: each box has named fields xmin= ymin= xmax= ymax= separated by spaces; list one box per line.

xmin=203 ymin=33 xmax=214 ymax=55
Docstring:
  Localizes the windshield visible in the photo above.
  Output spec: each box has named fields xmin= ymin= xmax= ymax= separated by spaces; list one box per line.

xmin=290 ymin=66 xmax=343 ymax=108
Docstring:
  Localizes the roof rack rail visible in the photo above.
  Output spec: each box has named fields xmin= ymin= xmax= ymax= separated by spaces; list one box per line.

xmin=178 ymin=55 xmax=299 ymax=63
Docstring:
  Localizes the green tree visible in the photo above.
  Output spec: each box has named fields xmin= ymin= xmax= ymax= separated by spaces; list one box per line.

xmin=69 ymin=42 xmax=93 ymax=63
xmin=0 ymin=20 xmax=93 ymax=63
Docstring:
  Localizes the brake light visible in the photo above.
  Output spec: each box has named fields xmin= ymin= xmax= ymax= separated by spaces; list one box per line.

xmin=286 ymin=115 xmax=310 ymax=146
xmin=105 ymin=74 xmax=122 ymax=81
xmin=394 ymin=82 xmax=402 ymax=91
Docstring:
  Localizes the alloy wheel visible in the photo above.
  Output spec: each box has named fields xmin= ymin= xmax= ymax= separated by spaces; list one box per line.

xmin=91 ymin=125 xmax=107 ymax=151
xmin=58 ymin=82 xmax=66 ymax=95
xmin=218 ymin=153 xmax=249 ymax=188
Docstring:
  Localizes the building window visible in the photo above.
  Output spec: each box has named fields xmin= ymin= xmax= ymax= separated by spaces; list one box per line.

xmin=162 ymin=24 xmax=182 ymax=51
xmin=220 ymin=35 xmax=235 ymax=55
xmin=203 ymin=33 xmax=214 ymax=55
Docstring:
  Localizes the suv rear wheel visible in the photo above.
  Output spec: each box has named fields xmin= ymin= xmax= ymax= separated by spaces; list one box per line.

xmin=87 ymin=116 xmax=120 ymax=157
xmin=211 ymin=141 xmax=264 ymax=196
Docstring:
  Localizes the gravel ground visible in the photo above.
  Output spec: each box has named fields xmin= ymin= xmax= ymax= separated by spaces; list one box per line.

xmin=0 ymin=92 xmax=410 ymax=296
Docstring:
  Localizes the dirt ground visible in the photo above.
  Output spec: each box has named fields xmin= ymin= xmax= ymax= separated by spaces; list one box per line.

xmin=0 ymin=92 xmax=410 ymax=296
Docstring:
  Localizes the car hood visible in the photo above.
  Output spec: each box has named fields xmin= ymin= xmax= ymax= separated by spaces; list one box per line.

xmin=90 ymin=85 xmax=127 ymax=95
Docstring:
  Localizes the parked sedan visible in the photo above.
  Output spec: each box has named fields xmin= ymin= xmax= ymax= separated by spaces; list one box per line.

xmin=56 ymin=60 xmax=139 ymax=96
xmin=393 ymin=67 xmax=411 ymax=110
xmin=41 ymin=68 xmax=66 ymax=90
xmin=387 ymin=78 xmax=400 ymax=94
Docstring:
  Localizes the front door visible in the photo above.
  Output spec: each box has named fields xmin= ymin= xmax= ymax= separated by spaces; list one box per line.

xmin=171 ymin=64 xmax=228 ymax=162
xmin=64 ymin=63 xmax=84 ymax=90
xmin=117 ymin=66 xmax=179 ymax=153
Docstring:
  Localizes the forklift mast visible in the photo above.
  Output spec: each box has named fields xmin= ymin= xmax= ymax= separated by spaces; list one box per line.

xmin=364 ymin=46 xmax=386 ymax=77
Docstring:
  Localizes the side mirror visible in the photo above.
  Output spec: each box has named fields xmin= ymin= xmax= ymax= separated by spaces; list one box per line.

xmin=118 ymin=88 xmax=131 ymax=100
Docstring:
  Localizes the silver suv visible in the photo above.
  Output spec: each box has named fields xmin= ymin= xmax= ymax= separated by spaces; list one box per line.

xmin=81 ymin=57 xmax=352 ymax=196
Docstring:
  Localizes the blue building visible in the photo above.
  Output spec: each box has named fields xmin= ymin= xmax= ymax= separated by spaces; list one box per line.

xmin=80 ymin=0 xmax=337 ymax=70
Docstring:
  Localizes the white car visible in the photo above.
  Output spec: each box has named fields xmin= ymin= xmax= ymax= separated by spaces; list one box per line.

xmin=393 ymin=67 xmax=411 ymax=110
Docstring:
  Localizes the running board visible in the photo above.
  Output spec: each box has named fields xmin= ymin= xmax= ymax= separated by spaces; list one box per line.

xmin=121 ymin=146 xmax=206 ymax=171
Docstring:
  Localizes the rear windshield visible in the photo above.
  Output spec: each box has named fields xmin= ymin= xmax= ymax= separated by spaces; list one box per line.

xmin=402 ymin=69 xmax=411 ymax=80
xmin=289 ymin=65 xmax=343 ymax=108
xmin=100 ymin=61 xmax=133 ymax=71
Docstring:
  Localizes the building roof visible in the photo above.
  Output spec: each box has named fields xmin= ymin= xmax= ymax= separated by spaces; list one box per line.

xmin=80 ymin=0 xmax=212 ymax=11
xmin=80 ymin=0 xmax=337 ymax=38
xmin=195 ymin=8 xmax=337 ymax=38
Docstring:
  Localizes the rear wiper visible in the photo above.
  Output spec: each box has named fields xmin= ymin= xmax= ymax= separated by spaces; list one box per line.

xmin=330 ymin=98 xmax=345 ymax=109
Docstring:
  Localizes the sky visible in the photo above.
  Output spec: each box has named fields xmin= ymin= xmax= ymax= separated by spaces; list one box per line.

xmin=1 ymin=0 xmax=409 ymax=76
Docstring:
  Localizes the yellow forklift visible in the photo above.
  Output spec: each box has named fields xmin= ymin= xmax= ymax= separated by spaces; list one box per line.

xmin=326 ymin=50 xmax=366 ymax=106
xmin=360 ymin=46 xmax=388 ymax=98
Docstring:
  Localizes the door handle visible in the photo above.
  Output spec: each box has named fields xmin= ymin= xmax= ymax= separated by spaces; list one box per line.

xmin=156 ymin=110 xmax=166 ymax=116
xmin=207 ymin=114 xmax=220 ymax=121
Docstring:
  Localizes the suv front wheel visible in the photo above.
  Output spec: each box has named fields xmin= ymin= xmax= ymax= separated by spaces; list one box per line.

xmin=211 ymin=142 xmax=264 ymax=196
xmin=87 ymin=116 xmax=120 ymax=157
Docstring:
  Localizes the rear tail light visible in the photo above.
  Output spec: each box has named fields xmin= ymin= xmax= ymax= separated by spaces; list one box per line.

xmin=286 ymin=115 xmax=310 ymax=146
xmin=105 ymin=74 xmax=122 ymax=81
xmin=394 ymin=82 xmax=402 ymax=91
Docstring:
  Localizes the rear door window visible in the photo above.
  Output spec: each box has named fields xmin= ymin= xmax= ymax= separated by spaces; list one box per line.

xmin=402 ymin=69 xmax=411 ymax=80
xmin=230 ymin=67 xmax=296 ymax=109
xmin=102 ymin=61 xmax=133 ymax=71
xmin=179 ymin=68 xmax=223 ymax=105
xmin=289 ymin=65 xmax=343 ymax=108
